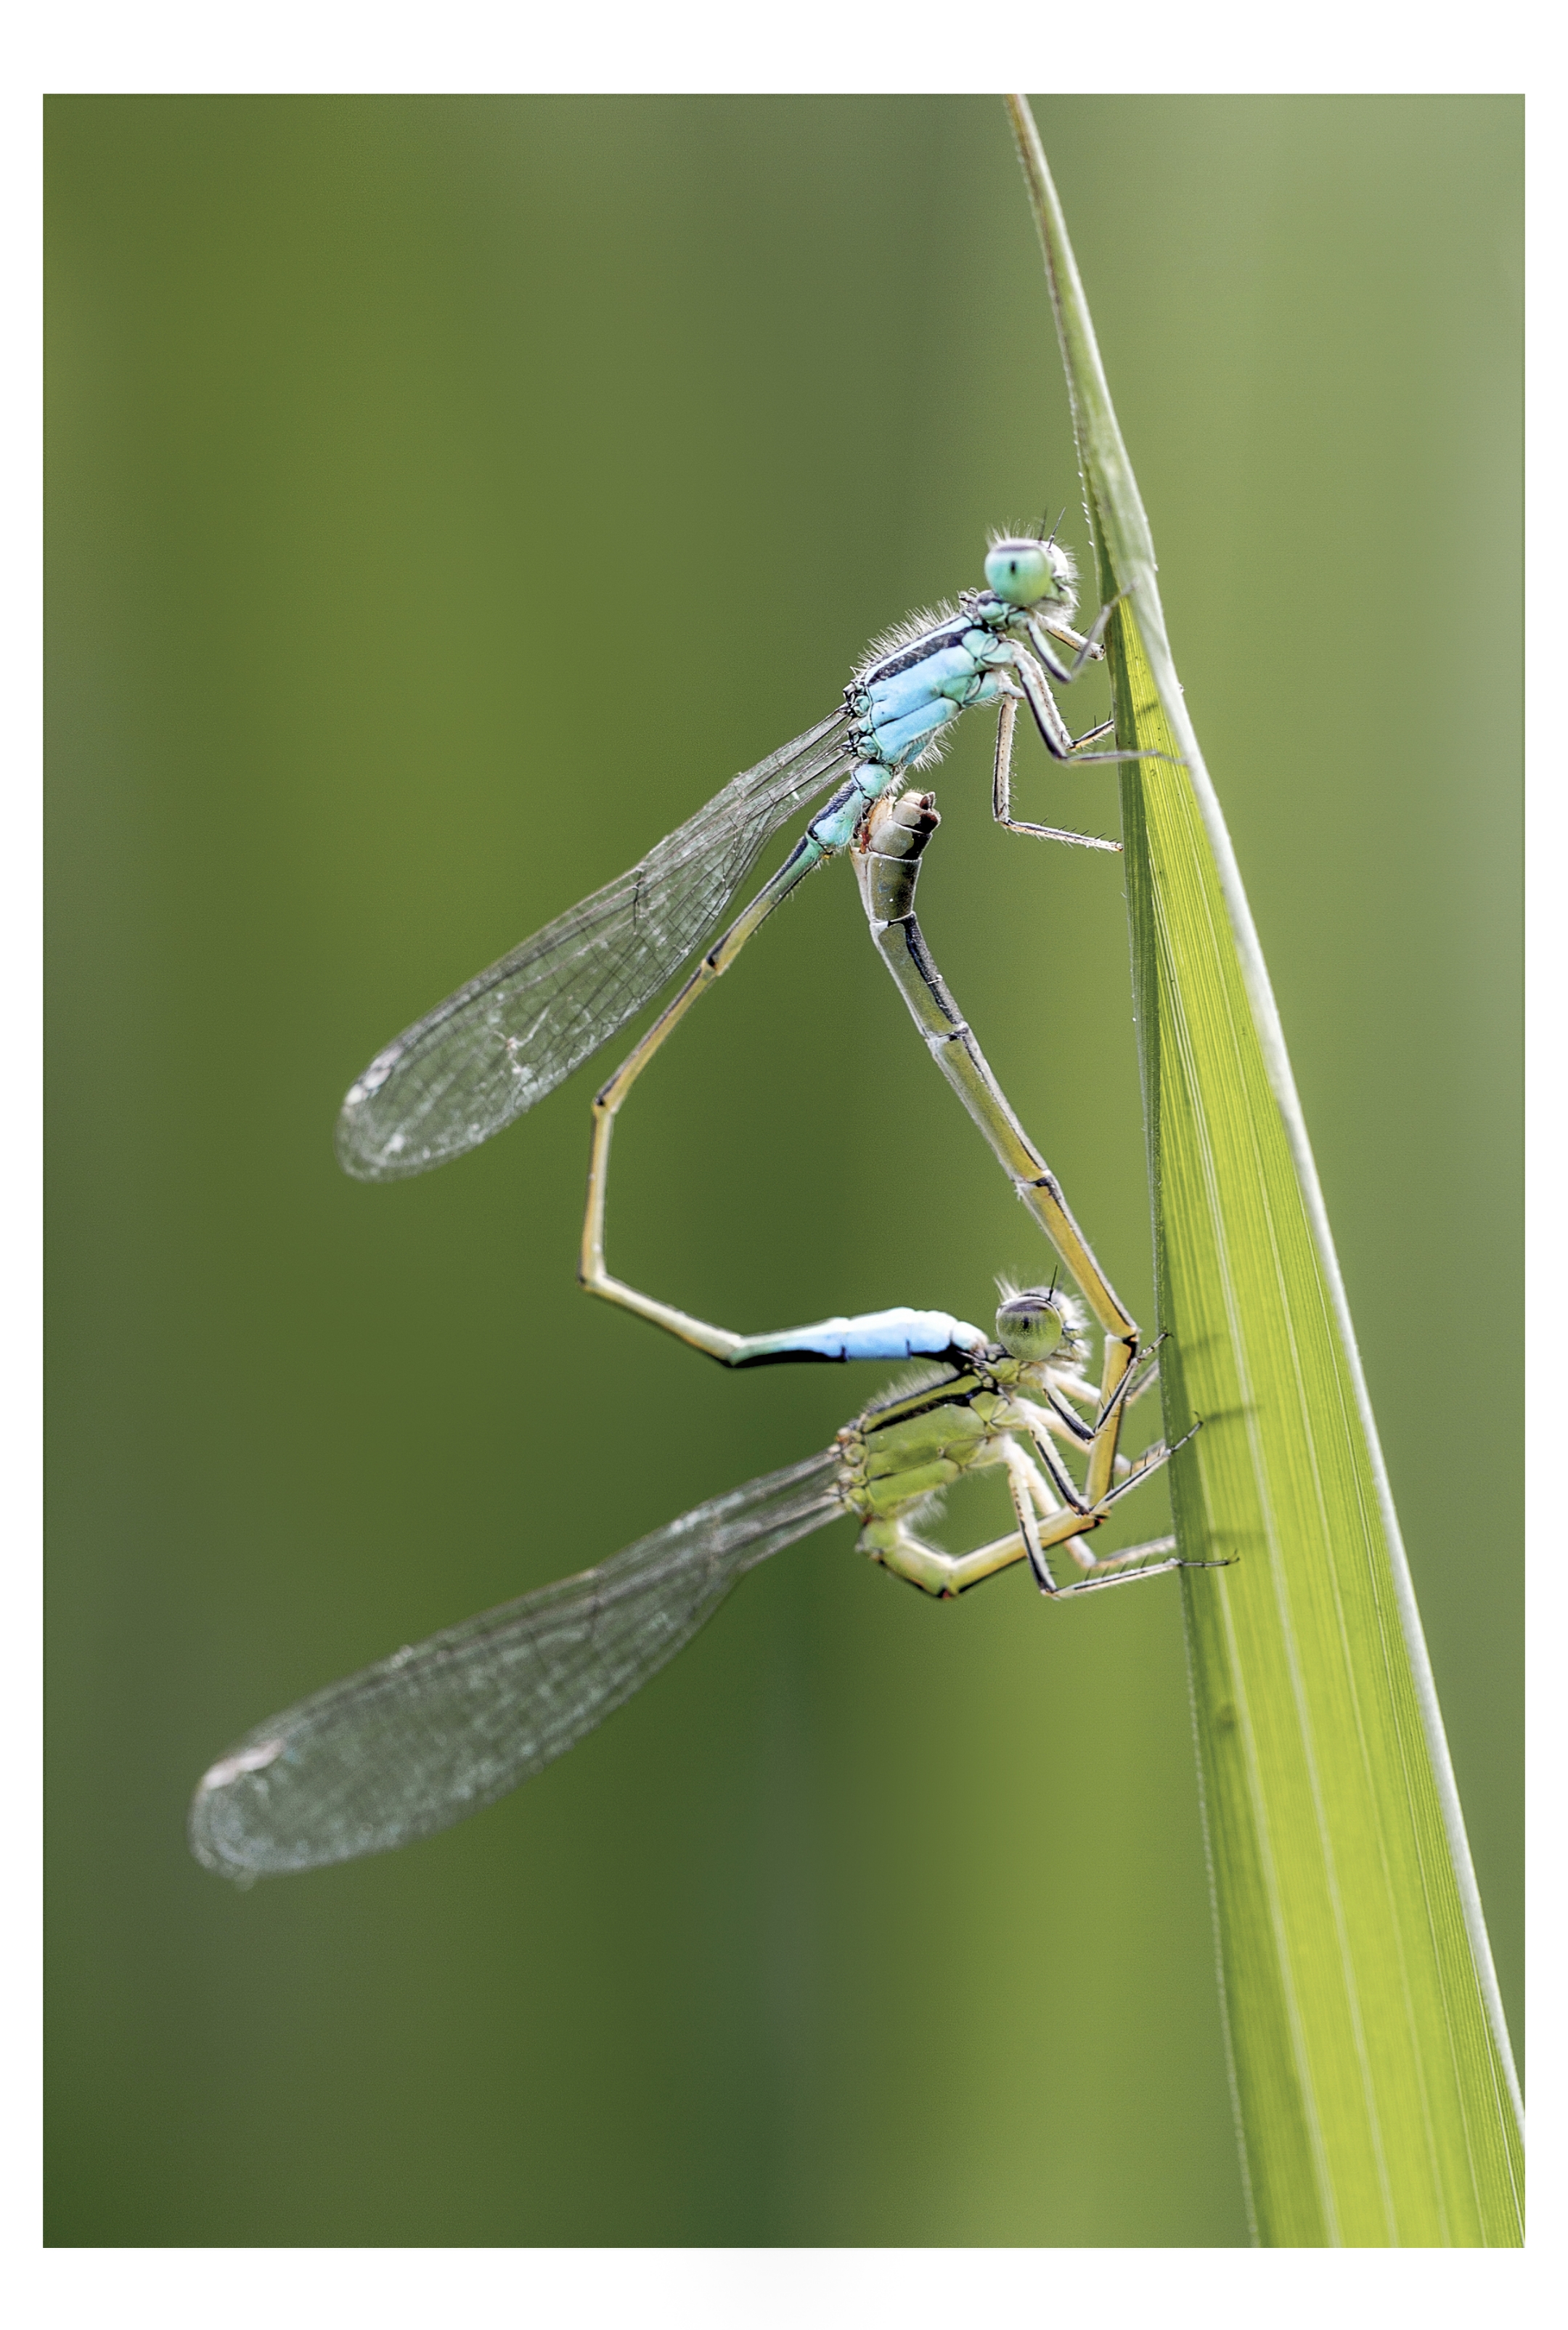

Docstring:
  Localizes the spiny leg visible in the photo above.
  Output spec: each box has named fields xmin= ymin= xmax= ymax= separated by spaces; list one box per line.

xmin=1026 ymin=587 xmax=1127 ymax=683
xmin=1010 ymin=648 xmax=1176 ymax=773
xmin=853 ymin=791 xmax=1139 ymax=1503
xmin=862 ymin=1433 xmax=1211 ymax=1601
xmin=859 ymin=1514 xmax=1032 ymax=1599
xmin=1095 ymin=1416 xmax=1203 ymax=1508
xmin=1018 ymin=586 xmax=1175 ymax=751
xmin=1054 ymin=1336 xmax=1164 ymax=1456
xmin=1021 ymin=1396 xmax=1200 ymax=1519
xmin=994 ymin=1363 xmax=1171 ymax=1507
xmin=1035 ymin=1543 xmax=1218 ymax=1598
xmin=989 ymin=589 xmax=1156 ymax=849
xmin=991 ymin=694 xmax=1124 ymax=850
xmin=1000 ymin=1435 xmax=1101 ymax=1575
xmin=861 ymin=1513 xmax=1204 ymax=1599
xmin=997 ymin=586 xmax=1180 ymax=783
xmin=1037 ymin=1336 xmax=1163 ymax=1426
xmin=1032 ymin=613 xmax=1106 ymax=667
xmin=1002 ymin=1435 xmax=1220 ymax=1598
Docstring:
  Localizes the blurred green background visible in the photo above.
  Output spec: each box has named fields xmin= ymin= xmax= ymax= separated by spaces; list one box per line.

xmin=45 ymin=97 xmax=1522 ymax=2246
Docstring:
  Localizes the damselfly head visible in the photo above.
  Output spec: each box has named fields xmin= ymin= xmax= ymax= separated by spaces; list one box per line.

xmin=984 ymin=531 xmax=1076 ymax=611
xmin=994 ymin=1282 xmax=1085 ymax=1366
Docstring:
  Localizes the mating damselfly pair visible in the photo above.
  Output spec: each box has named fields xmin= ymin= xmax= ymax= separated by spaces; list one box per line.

xmin=189 ymin=530 xmax=1222 ymax=1882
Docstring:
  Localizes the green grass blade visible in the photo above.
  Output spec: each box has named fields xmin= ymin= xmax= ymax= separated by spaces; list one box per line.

xmin=1005 ymin=95 xmax=1523 ymax=2247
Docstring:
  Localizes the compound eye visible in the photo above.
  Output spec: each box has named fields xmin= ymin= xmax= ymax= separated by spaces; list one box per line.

xmin=995 ymin=1290 xmax=1066 ymax=1364
xmin=984 ymin=538 xmax=1055 ymax=608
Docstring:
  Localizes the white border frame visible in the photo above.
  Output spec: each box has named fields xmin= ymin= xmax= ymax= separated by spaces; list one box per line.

xmin=12 ymin=9 xmax=1557 ymax=2318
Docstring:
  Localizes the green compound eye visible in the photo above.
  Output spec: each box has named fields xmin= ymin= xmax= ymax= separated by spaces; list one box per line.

xmin=984 ymin=537 xmax=1058 ymax=608
xmin=995 ymin=1289 xmax=1067 ymax=1364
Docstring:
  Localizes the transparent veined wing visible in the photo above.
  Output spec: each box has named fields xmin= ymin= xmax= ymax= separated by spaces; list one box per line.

xmin=189 ymin=1450 xmax=844 ymax=1880
xmin=336 ymin=709 xmax=857 ymax=1179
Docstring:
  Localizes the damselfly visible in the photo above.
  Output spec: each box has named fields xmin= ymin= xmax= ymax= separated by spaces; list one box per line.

xmin=336 ymin=534 xmax=1166 ymax=1491
xmin=189 ymin=1283 xmax=1220 ymax=1881
xmin=335 ymin=531 xmax=1150 ymax=1187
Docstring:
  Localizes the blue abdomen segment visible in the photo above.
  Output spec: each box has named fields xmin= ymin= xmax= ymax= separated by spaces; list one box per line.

xmin=732 ymin=1306 xmax=987 ymax=1368
xmin=805 ymin=762 xmax=899 ymax=852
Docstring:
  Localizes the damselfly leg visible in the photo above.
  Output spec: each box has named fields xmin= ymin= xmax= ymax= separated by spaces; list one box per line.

xmin=853 ymin=787 xmax=1166 ymax=1506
